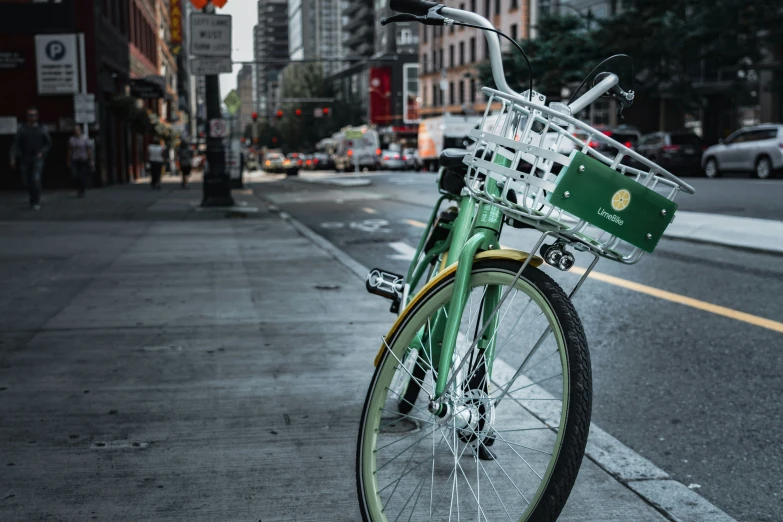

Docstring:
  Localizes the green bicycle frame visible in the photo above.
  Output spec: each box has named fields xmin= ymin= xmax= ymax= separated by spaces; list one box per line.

xmin=403 ymin=157 xmax=511 ymax=400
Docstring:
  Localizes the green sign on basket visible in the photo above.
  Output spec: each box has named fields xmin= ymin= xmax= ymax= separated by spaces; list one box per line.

xmin=549 ymin=152 xmax=678 ymax=253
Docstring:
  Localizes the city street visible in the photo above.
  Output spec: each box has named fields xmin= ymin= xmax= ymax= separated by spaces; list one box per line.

xmin=260 ymin=169 xmax=783 ymax=522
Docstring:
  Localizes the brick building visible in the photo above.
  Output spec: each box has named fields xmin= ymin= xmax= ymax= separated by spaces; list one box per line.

xmin=0 ymin=0 xmax=180 ymax=190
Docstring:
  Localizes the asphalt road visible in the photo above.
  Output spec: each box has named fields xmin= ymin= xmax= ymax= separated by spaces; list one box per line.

xmin=258 ymin=171 xmax=783 ymax=522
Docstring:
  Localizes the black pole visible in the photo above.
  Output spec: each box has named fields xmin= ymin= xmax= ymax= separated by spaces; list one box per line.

xmin=201 ymin=5 xmax=234 ymax=207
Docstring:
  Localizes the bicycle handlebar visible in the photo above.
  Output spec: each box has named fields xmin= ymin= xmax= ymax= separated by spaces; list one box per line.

xmin=386 ymin=4 xmax=630 ymax=112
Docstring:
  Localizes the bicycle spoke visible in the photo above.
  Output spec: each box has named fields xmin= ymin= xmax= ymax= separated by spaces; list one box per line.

xmin=505 ymin=372 xmax=562 ymax=396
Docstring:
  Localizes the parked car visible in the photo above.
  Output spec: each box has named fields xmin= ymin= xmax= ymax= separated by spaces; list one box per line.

xmin=264 ymin=152 xmax=285 ymax=173
xmin=702 ymin=124 xmax=782 ymax=179
xmin=635 ymin=131 xmax=703 ymax=175
xmin=312 ymin=152 xmax=333 ymax=170
xmin=285 ymin=152 xmax=305 ymax=175
xmin=402 ymin=148 xmax=421 ymax=171
xmin=379 ymin=150 xmax=406 ymax=170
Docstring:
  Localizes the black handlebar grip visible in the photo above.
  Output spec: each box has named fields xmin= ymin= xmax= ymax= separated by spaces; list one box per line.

xmin=390 ymin=0 xmax=441 ymax=15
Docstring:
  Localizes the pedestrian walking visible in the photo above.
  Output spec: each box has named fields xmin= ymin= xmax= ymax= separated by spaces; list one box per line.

xmin=67 ymin=126 xmax=93 ymax=198
xmin=147 ymin=138 xmax=165 ymax=190
xmin=10 ymin=106 xmax=51 ymax=210
xmin=177 ymin=139 xmax=193 ymax=189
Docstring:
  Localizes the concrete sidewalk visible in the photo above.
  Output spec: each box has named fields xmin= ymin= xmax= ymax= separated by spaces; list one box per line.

xmin=667 ymin=210 xmax=783 ymax=255
xmin=0 ymin=181 xmax=722 ymax=521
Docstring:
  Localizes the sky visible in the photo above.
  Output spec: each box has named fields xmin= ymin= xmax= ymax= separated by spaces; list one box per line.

xmin=212 ymin=1 xmax=258 ymax=97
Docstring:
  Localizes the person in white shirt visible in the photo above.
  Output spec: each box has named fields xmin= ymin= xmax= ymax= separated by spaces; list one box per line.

xmin=67 ymin=126 xmax=93 ymax=198
xmin=147 ymin=138 xmax=166 ymax=190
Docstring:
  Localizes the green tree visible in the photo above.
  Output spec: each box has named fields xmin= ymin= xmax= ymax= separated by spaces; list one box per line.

xmin=479 ymin=1 xmax=783 ymax=124
xmin=478 ymin=14 xmax=603 ymax=99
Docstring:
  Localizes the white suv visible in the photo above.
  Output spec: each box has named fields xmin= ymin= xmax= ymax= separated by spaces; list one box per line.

xmin=702 ymin=124 xmax=783 ymax=179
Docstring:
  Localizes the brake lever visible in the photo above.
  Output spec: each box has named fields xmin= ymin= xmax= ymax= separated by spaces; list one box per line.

xmin=381 ymin=6 xmax=450 ymax=26
xmin=612 ymin=88 xmax=634 ymax=121
xmin=380 ymin=13 xmax=419 ymax=25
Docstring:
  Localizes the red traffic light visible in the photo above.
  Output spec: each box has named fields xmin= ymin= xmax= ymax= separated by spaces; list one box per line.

xmin=295 ymin=108 xmax=302 ymax=117
xmin=251 ymin=112 xmax=258 ymax=121
xmin=272 ymin=137 xmax=278 ymax=143
xmin=323 ymin=107 xmax=330 ymax=115
xmin=276 ymin=110 xmax=283 ymax=118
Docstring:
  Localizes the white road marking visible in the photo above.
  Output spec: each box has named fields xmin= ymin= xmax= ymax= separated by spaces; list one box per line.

xmin=388 ymin=241 xmax=417 ymax=260
xmin=363 ymin=207 xmax=378 ymax=214
xmin=320 ymin=222 xmax=345 ymax=229
xmin=350 ymin=219 xmax=390 ymax=233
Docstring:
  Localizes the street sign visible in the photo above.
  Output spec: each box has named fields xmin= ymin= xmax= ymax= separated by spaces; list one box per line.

xmin=190 ymin=13 xmax=232 ymax=57
xmin=73 ymin=93 xmax=96 ymax=124
xmin=170 ymin=0 xmax=183 ymax=55
xmin=0 ymin=116 xmax=17 ymax=135
xmin=210 ymin=119 xmax=228 ymax=138
xmin=224 ymin=89 xmax=241 ymax=115
xmin=191 ymin=57 xmax=232 ymax=75
xmin=35 ymin=34 xmax=78 ymax=95
xmin=345 ymin=130 xmax=363 ymax=139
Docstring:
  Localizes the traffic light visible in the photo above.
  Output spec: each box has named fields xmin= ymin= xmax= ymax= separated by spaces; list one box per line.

xmin=322 ymin=107 xmax=330 ymax=116
xmin=295 ymin=108 xmax=302 ymax=117
xmin=272 ymin=137 xmax=278 ymax=144
xmin=276 ymin=110 xmax=283 ymax=119
xmin=251 ymin=112 xmax=258 ymax=122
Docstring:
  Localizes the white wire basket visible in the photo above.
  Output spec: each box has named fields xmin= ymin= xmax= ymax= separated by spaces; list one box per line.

xmin=464 ymin=87 xmax=696 ymax=264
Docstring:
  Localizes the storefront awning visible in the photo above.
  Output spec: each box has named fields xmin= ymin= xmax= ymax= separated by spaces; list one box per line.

xmin=130 ymin=76 xmax=166 ymax=100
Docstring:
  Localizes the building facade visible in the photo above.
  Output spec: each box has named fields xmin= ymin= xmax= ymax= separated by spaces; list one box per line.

xmin=342 ymin=0 xmax=374 ymax=57
xmin=0 ymin=0 xmax=181 ymax=190
xmin=254 ymin=0 xmax=289 ymax=118
xmin=418 ymin=0 xmax=535 ymax=118
xmin=237 ymin=64 xmax=254 ymax=130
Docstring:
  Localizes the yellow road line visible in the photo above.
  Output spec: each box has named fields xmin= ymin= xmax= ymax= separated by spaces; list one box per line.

xmin=569 ymin=266 xmax=783 ymax=334
xmin=406 ymin=219 xmax=427 ymax=228
xmin=362 ymin=207 xmax=377 ymax=214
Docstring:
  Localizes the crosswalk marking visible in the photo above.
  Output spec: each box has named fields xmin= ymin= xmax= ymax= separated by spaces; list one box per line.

xmin=388 ymin=242 xmax=417 ymax=260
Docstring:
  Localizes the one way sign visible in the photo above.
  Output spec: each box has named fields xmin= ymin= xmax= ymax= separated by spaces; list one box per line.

xmin=190 ymin=13 xmax=232 ymax=57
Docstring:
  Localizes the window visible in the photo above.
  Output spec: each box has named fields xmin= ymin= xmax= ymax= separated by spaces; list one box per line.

xmin=459 ymin=81 xmax=465 ymax=104
xmin=470 ymin=79 xmax=476 ymax=102
xmin=433 ymin=50 xmax=437 ymax=70
xmin=511 ymin=0 xmax=518 ymax=9
xmin=449 ymin=82 xmax=454 ymax=105
xmin=459 ymin=41 xmax=464 ymax=65
xmin=471 ymin=0 xmax=476 ymax=13
xmin=422 ymin=54 xmax=428 ymax=73
xmin=423 ymin=25 xmax=428 ymax=43
xmin=433 ymin=85 xmax=438 ymax=107
xmin=403 ymin=64 xmax=420 ymax=123
xmin=495 ymin=0 xmax=500 ymax=15
xmin=511 ymin=24 xmax=518 ymax=42
xmin=449 ymin=45 xmax=454 ymax=67
xmin=724 ymin=130 xmax=747 ymax=145
xmin=439 ymin=48 xmax=443 ymax=70
xmin=484 ymin=0 xmax=490 ymax=16
xmin=470 ymin=37 xmax=476 ymax=63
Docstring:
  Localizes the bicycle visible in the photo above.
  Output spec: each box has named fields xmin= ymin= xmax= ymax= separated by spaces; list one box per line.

xmin=357 ymin=2 xmax=696 ymax=520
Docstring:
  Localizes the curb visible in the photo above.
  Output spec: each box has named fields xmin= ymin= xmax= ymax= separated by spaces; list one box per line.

xmin=262 ymin=196 xmax=737 ymax=522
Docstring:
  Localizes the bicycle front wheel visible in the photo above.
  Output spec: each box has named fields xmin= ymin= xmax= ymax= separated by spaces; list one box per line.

xmin=356 ymin=258 xmax=591 ymax=522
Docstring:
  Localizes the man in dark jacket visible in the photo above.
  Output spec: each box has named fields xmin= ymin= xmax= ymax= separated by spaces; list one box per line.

xmin=10 ymin=107 xmax=52 ymax=210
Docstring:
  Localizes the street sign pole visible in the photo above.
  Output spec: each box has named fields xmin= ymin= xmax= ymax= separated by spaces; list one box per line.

xmin=196 ymin=6 xmax=234 ymax=207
